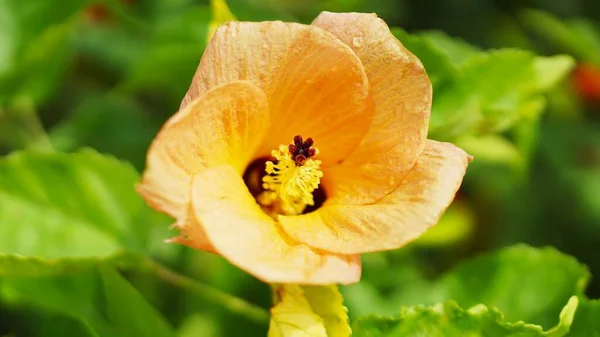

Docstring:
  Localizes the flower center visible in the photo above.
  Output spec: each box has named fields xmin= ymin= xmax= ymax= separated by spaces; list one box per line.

xmin=256 ymin=135 xmax=323 ymax=216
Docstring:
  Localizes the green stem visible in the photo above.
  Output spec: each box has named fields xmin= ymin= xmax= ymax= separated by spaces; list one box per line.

xmin=145 ymin=259 xmax=270 ymax=325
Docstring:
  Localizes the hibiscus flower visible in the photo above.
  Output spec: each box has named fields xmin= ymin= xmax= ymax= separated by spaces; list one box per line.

xmin=137 ymin=12 xmax=471 ymax=285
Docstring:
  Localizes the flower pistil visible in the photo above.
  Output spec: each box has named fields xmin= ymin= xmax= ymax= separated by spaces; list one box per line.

xmin=258 ymin=136 xmax=323 ymax=216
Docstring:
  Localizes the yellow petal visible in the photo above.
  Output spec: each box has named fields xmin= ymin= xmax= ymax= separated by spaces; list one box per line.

xmin=279 ymin=140 xmax=471 ymax=254
xmin=191 ymin=165 xmax=361 ymax=284
xmin=177 ymin=21 xmax=372 ymax=165
xmin=313 ymin=12 xmax=432 ymax=204
xmin=137 ymin=80 xmax=269 ymax=222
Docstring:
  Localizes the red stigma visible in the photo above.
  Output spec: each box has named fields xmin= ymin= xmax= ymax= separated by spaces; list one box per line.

xmin=289 ymin=135 xmax=317 ymax=166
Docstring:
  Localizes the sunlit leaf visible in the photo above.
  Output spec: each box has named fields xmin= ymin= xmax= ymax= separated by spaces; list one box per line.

xmin=392 ymin=28 xmax=458 ymax=88
xmin=533 ymin=56 xmax=576 ymax=91
xmin=344 ymin=245 xmax=589 ymax=329
xmin=0 ymin=149 xmax=161 ymax=258
xmin=352 ymin=296 xmax=578 ymax=337
xmin=454 ymin=134 xmax=523 ymax=168
xmin=417 ymin=30 xmax=480 ymax=66
xmin=178 ymin=313 xmax=222 ymax=337
xmin=430 ymin=245 xmax=588 ymax=328
xmin=393 ymin=29 xmax=573 ymax=142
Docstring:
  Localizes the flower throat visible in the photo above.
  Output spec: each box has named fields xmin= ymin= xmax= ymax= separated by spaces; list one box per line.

xmin=257 ymin=136 xmax=323 ymax=216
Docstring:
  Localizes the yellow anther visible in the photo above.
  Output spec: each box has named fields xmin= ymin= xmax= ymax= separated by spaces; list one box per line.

xmin=259 ymin=141 xmax=323 ymax=216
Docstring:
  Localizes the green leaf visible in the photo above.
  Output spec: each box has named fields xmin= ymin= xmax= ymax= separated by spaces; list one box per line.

xmin=49 ymin=94 xmax=160 ymax=169
xmin=0 ymin=0 xmax=92 ymax=105
xmin=0 ymin=20 xmax=75 ymax=105
xmin=344 ymin=245 xmax=589 ymax=329
xmin=352 ymin=297 xmax=578 ymax=337
xmin=395 ymin=246 xmax=589 ymax=331
xmin=0 ymin=3 xmax=16 ymax=75
xmin=100 ymin=266 xmax=177 ymax=337
xmin=0 ymin=252 xmax=142 ymax=277
xmin=519 ymin=9 xmax=600 ymax=64
xmin=268 ymin=285 xmax=328 ymax=337
xmin=428 ymin=49 xmax=538 ymax=138
xmin=0 ymin=150 xmax=175 ymax=336
xmin=0 ymin=149 xmax=160 ymax=258
xmin=1 ymin=303 xmax=100 ymax=337
xmin=532 ymin=56 xmax=576 ymax=92
xmin=121 ymin=43 xmax=205 ymax=97
xmin=0 ymin=0 xmax=90 ymax=40
xmin=414 ymin=200 xmax=474 ymax=246
xmin=394 ymin=28 xmax=573 ymax=142
xmin=417 ymin=30 xmax=480 ymax=66
xmin=74 ymin=23 xmax=145 ymax=76
xmin=454 ymin=134 xmax=524 ymax=169
xmin=178 ymin=314 xmax=222 ymax=337
xmin=434 ymin=245 xmax=589 ymax=327
xmin=0 ymin=272 xmax=120 ymax=337
xmin=569 ymin=299 xmax=600 ymax=336
xmin=392 ymin=28 xmax=458 ymax=89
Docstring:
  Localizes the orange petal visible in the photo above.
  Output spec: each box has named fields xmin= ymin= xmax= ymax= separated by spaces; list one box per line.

xmin=279 ymin=140 xmax=471 ymax=254
xmin=191 ymin=165 xmax=361 ymax=284
xmin=177 ymin=21 xmax=372 ymax=165
xmin=137 ymin=80 xmax=269 ymax=223
xmin=313 ymin=12 xmax=432 ymax=204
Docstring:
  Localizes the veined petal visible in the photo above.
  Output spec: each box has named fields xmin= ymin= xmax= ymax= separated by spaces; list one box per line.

xmin=313 ymin=12 xmax=432 ymax=204
xmin=191 ymin=165 xmax=361 ymax=284
xmin=137 ymin=81 xmax=269 ymax=221
xmin=279 ymin=140 xmax=471 ymax=255
xmin=177 ymin=21 xmax=373 ymax=165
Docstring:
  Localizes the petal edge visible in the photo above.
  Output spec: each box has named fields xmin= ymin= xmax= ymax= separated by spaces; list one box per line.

xmin=313 ymin=11 xmax=432 ymax=205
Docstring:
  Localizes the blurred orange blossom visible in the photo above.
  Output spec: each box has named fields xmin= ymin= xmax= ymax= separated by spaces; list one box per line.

xmin=137 ymin=12 xmax=472 ymax=285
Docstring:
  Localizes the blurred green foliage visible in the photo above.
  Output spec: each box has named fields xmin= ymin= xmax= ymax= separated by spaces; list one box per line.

xmin=1 ymin=0 xmax=600 ymax=336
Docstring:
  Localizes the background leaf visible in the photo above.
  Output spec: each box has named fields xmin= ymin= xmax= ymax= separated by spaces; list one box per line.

xmin=0 ymin=149 xmax=166 ymax=258
xmin=0 ymin=252 xmax=138 ymax=277
xmin=344 ymin=245 xmax=589 ymax=329
xmin=100 ymin=266 xmax=177 ymax=337
xmin=568 ymin=299 xmax=600 ymax=336
xmin=0 ymin=303 xmax=100 ymax=337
